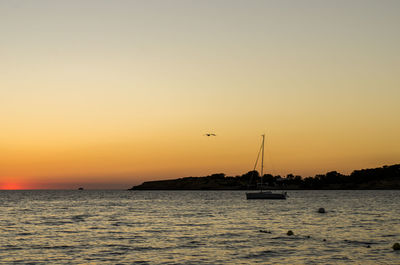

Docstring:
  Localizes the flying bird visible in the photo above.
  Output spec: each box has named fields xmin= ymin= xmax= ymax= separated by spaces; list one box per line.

xmin=204 ymin=133 xmax=217 ymax=136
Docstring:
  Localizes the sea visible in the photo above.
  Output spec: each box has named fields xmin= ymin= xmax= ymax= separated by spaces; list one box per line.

xmin=0 ymin=190 xmax=399 ymax=264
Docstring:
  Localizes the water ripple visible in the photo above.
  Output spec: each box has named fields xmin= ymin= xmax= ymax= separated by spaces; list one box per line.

xmin=0 ymin=190 xmax=399 ymax=264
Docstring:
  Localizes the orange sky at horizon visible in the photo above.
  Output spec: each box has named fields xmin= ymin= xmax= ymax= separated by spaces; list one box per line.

xmin=1 ymin=1 xmax=400 ymax=189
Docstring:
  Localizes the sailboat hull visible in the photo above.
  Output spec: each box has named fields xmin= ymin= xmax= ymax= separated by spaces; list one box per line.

xmin=246 ymin=192 xmax=287 ymax=200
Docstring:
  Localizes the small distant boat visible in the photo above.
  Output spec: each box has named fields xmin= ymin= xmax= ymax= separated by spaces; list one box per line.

xmin=246 ymin=134 xmax=287 ymax=200
xmin=78 ymin=187 xmax=84 ymax=190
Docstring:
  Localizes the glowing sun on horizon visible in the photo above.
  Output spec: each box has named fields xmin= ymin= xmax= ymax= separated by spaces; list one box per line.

xmin=0 ymin=182 xmax=25 ymax=190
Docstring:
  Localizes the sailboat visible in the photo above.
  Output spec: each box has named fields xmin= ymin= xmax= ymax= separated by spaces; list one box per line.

xmin=246 ymin=134 xmax=287 ymax=200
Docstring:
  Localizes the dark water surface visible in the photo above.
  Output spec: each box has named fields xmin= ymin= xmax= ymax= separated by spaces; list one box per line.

xmin=0 ymin=190 xmax=399 ymax=264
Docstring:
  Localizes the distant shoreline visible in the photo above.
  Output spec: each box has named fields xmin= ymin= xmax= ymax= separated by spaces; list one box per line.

xmin=128 ymin=188 xmax=400 ymax=191
xmin=129 ymin=164 xmax=400 ymax=190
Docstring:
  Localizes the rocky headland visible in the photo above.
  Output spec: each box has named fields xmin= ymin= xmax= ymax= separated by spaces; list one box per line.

xmin=129 ymin=164 xmax=400 ymax=190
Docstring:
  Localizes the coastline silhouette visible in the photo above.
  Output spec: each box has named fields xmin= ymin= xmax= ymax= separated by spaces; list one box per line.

xmin=129 ymin=164 xmax=400 ymax=190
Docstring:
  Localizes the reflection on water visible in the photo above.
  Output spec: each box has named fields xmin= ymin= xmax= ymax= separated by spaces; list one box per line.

xmin=0 ymin=190 xmax=399 ymax=264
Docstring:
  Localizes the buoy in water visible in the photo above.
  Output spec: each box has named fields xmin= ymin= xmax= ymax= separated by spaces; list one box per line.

xmin=287 ymin=230 xmax=294 ymax=236
xmin=393 ymin=243 xmax=400 ymax=250
xmin=318 ymin=208 xmax=326 ymax=213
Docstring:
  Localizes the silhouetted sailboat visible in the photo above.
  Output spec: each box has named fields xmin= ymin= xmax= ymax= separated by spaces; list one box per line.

xmin=246 ymin=134 xmax=287 ymax=200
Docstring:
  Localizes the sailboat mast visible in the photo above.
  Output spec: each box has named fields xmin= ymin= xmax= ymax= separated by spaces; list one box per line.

xmin=260 ymin=134 xmax=265 ymax=192
xmin=261 ymin=134 xmax=265 ymax=176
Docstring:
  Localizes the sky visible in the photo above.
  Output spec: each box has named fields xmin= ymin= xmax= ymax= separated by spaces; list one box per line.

xmin=1 ymin=0 xmax=400 ymax=189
